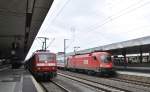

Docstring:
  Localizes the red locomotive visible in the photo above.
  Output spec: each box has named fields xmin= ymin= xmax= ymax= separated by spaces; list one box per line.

xmin=57 ymin=51 xmax=115 ymax=75
xmin=25 ymin=50 xmax=57 ymax=80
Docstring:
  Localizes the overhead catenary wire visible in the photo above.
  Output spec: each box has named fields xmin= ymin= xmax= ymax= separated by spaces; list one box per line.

xmin=84 ymin=0 xmax=150 ymax=34
xmin=42 ymin=0 xmax=71 ymax=40
xmin=74 ymin=0 xmax=150 ymax=49
xmin=36 ymin=37 xmax=49 ymax=50
xmin=46 ymin=38 xmax=55 ymax=49
xmin=47 ymin=0 xmax=148 ymax=50
xmin=85 ymin=0 xmax=142 ymax=31
xmin=35 ymin=38 xmax=43 ymax=46
xmin=65 ymin=27 xmax=76 ymax=49
xmin=80 ymin=0 xmax=150 ymax=42
xmin=34 ymin=38 xmax=44 ymax=50
xmin=51 ymin=0 xmax=71 ymax=23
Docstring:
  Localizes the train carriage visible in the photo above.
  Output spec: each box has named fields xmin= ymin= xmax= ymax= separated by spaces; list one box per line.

xmin=56 ymin=55 xmax=66 ymax=69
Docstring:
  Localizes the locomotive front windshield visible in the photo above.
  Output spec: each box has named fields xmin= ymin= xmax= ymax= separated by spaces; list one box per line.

xmin=100 ymin=55 xmax=112 ymax=63
xmin=38 ymin=54 xmax=55 ymax=62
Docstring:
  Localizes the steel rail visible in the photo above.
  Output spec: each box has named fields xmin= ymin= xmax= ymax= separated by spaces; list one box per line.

xmin=58 ymin=73 xmax=129 ymax=92
xmin=40 ymin=81 xmax=70 ymax=92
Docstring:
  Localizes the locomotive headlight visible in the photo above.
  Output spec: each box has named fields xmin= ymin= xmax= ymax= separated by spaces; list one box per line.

xmin=37 ymin=67 xmax=41 ymax=70
xmin=36 ymin=63 xmax=45 ymax=66
xmin=100 ymin=64 xmax=111 ymax=68
xmin=52 ymin=66 xmax=56 ymax=70
xmin=11 ymin=50 xmax=16 ymax=55
xmin=48 ymin=63 xmax=56 ymax=66
xmin=100 ymin=64 xmax=103 ymax=67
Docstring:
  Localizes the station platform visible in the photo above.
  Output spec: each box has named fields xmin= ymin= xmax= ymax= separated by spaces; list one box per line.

xmin=0 ymin=67 xmax=43 ymax=92
xmin=117 ymin=71 xmax=150 ymax=77
xmin=114 ymin=64 xmax=150 ymax=73
xmin=114 ymin=63 xmax=150 ymax=77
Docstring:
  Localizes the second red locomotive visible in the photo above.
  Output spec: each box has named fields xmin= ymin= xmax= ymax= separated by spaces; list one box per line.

xmin=25 ymin=50 xmax=57 ymax=80
xmin=57 ymin=51 xmax=114 ymax=75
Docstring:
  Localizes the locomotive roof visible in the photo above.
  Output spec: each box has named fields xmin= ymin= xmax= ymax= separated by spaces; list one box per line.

xmin=33 ymin=50 xmax=55 ymax=55
xmin=69 ymin=51 xmax=110 ymax=57
xmin=34 ymin=52 xmax=55 ymax=54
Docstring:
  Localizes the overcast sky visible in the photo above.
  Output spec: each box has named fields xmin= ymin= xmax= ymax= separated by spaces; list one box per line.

xmin=26 ymin=0 xmax=150 ymax=59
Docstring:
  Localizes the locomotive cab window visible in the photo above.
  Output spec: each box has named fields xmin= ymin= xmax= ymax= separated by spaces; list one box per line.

xmin=38 ymin=54 xmax=55 ymax=62
xmin=93 ymin=56 xmax=97 ymax=60
xmin=100 ymin=55 xmax=111 ymax=63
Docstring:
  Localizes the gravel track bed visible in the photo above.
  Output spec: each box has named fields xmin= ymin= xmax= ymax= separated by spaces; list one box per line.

xmin=109 ymin=77 xmax=150 ymax=87
xmin=58 ymin=70 xmax=150 ymax=92
xmin=58 ymin=73 xmax=126 ymax=92
xmin=116 ymin=74 xmax=150 ymax=84
xmin=41 ymin=81 xmax=68 ymax=92
xmin=40 ymin=76 xmax=102 ymax=92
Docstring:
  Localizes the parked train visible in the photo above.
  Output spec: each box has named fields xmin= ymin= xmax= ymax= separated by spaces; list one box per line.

xmin=10 ymin=49 xmax=24 ymax=69
xmin=25 ymin=50 xmax=57 ymax=80
xmin=57 ymin=51 xmax=115 ymax=75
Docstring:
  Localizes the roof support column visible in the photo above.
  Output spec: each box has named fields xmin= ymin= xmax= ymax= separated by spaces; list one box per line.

xmin=139 ymin=46 xmax=143 ymax=63
xmin=148 ymin=52 xmax=150 ymax=62
xmin=24 ymin=0 xmax=35 ymax=54
xmin=146 ymin=55 xmax=149 ymax=63
xmin=122 ymin=49 xmax=127 ymax=67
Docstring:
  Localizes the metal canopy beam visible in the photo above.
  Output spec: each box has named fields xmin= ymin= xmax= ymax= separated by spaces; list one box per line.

xmin=0 ymin=0 xmax=54 ymax=59
xmin=67 ymin=36 xmax=150 ymax=56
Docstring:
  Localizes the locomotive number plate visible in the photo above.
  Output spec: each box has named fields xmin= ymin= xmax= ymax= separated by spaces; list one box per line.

xmin=83 ymin=60 xmax=88 ymax=64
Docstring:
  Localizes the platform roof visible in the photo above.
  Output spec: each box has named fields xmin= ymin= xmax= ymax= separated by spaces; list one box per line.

xmin=0 ymin=0 xmax=53 ymax=58
xmin=67 ymin=36 xmax=150 ymax=56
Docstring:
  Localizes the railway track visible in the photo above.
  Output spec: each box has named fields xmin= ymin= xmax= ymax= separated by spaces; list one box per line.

xmin=40 ymin=70 xmax=150 ymax=92
xmin=0 ymin=64 xmax=11 ymax=71
xmin=59 ymin=69 xmax=150 ymax=87
xmin=58 ymin=73 xmax=128 ymax=92
xmin=109 ymin=77 xmax=150 ymax=87
xmin=58 ymin=70 xmax=150 ymax=92
xmin=40 ymin=81 xmax=70 ymax=92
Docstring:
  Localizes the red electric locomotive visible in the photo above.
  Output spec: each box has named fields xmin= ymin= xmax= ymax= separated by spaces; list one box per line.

xmin=67 ymin=52 xmax=114 ymax=75
xmin=25 ymin=50 xmax=57 ymax=80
